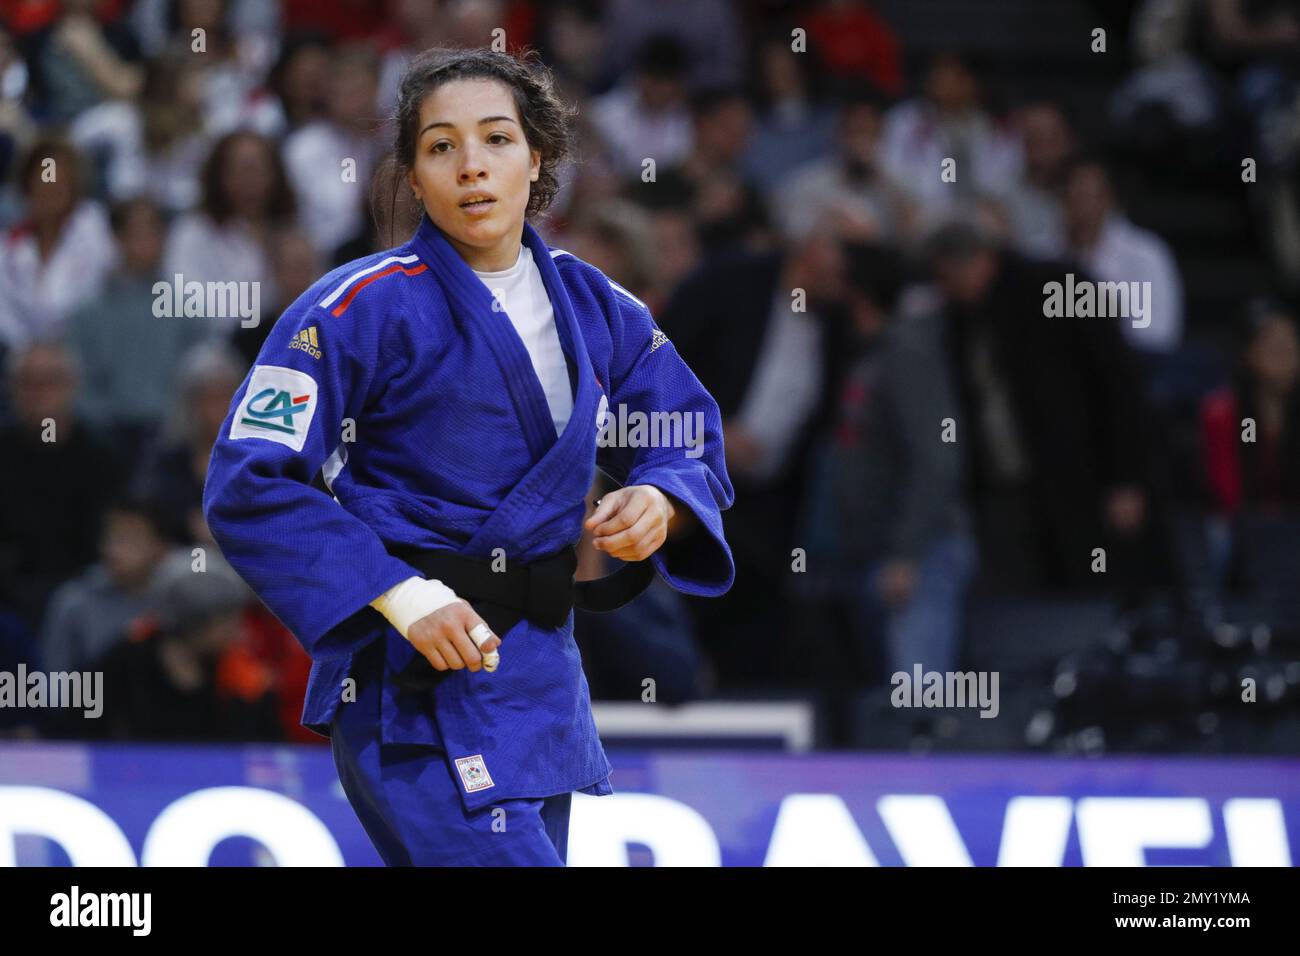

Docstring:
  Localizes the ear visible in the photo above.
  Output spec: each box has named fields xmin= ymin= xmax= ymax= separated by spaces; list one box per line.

xmin=529 ymin=148 xmax=541 ymax=183
xmin=406 ymin=167 xmax=421 ymax=201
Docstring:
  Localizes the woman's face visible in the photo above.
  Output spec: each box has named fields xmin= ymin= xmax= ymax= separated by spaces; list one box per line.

xmin=407 ymin=78 xmax=540 ymax=271
xmin=25 ymin=153 xmax=77 ymax=223
xmin=222 ymin=136 xmax=275 ymax=220
xmin=1247 ymin=317 xmax=1300 ymax=393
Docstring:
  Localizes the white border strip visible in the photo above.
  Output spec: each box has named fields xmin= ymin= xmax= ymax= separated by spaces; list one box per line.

xmin=319 ymin=254 xmax=421 ymax=309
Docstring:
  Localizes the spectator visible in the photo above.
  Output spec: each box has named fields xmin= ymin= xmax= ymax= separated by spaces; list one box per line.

xmin=26 ymin=0 xmax=142 ymax=123
xmin=69 ymin=52 xmax=211 ymax=214
xmin=0 ymin=25 xmax=37 ymax=210
xmin=1205 ymin=0 xmax=1300 ymax=60
xmin=77 ymin=548 xmax=281 ymax=742
xmin=1201 ymin=300 xmax=1300 ymax=515
xmin=1003 ymin=100 xmax=1076 ymax=256
xmin=643 ymin=202 xmax=701 ymax=313
xmin=560 ymin=200 xmax=656 ymax=306
xmin=1109 ymin=0 xmax=1224 ymax=163
xmin=0 ymin=341 xmax=123 ymax=629
xmin=806 ymin=244 xmax=975 ymax=678
xmin=664 ymin=234 xmax=845 ymax=486
xmin=777 ymin=90 xmax=913 ymax=244
xmin=162 ymin=129 xmax=296 ymax=333
xmin=238 ymin=597 xmax=317 ymax=744
xmin=805 ymin=0 xmax=903 ymax=97
xmin=162 ymin=0 xmax=274 ymax=136
xmin=68 ymin=197 xmax=194 ymax=460
xmin=1061 ymin=156 xmax=1185 ymax=355
xmin=533 ymin=0 xmax=612 ymax=101
xmin=601 ymin=0 xmax=743 ymax=90
xmin=245 ymin=31 xmax=332 ymax=138
xmin=923 ymin=220 xmax=1161 ymax=594
xmin=0 ymin=137 xmax=114 ymax=351
xmin=375 ymin=0 xmax=448 ymax=114
xmin=132 ymin=341 xmax=245 ymax=545
xmin=742 ymin=30 xmax=837 ymax=197
xmin=40 ymin=496 xmax=170 ymax=673
xmin=636 ymin=86 xmax=771 ymax=253
xmin=659 ymin=233 xmax=849 ymax=677
xmin=283 ymin=43 xmax=382 ymax=258
xmin=589 ymin=34 xmax=693 ymax=174
xmin=878 ymin=52 xmax=1021 ymax=225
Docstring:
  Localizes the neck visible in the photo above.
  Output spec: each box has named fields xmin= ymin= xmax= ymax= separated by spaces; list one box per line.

xmin=453 ymin=230 xmax=525 ymax=272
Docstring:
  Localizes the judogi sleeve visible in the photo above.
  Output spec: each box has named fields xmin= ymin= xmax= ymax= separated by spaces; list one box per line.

xmin=202 ymin=295 xmax=421 ymax=660
xmin=600 ymin=287 xmax=736 ymax=596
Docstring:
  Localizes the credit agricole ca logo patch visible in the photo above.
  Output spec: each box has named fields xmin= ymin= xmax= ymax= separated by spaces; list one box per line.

xmin=229 ymin=364 xmax=319 ymax=452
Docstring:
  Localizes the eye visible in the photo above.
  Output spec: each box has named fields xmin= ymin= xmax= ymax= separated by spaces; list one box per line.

xmin=487 ymin=132 xmax=511 ymax=145
xmin=430 ymin=141 xmax=452 ymax=154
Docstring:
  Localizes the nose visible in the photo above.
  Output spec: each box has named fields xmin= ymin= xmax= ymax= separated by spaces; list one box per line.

xmin=457 ymin=142 xmax=487 ymax=183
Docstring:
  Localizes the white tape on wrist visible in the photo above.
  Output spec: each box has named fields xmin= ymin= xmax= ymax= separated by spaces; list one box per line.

xmin=369 ymin=575 xmax=461 ymax=640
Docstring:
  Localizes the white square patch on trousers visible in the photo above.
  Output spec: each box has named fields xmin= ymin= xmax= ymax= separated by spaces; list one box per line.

xmin=455 ymin=754 xmax=495 ymax=792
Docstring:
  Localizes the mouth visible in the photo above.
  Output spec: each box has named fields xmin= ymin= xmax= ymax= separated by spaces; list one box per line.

xmin=459 ymin=194 xmax=497 ymax=213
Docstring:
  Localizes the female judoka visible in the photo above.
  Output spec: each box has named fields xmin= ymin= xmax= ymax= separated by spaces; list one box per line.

xmin=202 ymin=46 xmax=734 ymax=866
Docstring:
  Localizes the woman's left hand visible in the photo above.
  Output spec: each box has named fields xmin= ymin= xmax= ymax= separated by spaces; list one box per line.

xmin=584 ymin=485 xmax=693 ymax=561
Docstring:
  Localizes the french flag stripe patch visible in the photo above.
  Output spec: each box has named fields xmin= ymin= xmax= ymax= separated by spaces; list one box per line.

xmin=319 ymin=254 xmax=422 ymax=309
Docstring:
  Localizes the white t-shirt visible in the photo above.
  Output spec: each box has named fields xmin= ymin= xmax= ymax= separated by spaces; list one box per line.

xmin=472 ymin=244 xmax=575 ymax=436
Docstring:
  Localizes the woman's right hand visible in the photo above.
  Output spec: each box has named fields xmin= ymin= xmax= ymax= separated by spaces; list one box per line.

xmin=405 ymin=601 xmax=501 ymax=672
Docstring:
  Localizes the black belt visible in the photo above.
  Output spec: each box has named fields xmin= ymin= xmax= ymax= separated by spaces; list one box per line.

xmin=386 ymin=542 xmax=656 ymax=690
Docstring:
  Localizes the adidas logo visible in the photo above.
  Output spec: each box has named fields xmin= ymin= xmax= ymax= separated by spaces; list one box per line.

xmin=650 ymin=328 xmax=669 ymax=353
xmin=288 ymin=326 xmax=321 ymax=359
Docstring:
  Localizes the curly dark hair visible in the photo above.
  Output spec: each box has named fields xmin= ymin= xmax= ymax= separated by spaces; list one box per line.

xmin=381 ymin=46 xmax=575 ymax=238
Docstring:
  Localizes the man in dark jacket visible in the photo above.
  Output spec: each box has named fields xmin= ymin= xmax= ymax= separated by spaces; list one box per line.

xmin=923 ymin=221 xmax=1164 ymax=594
xmin=807 ymin=244 xmax=976 ymax=679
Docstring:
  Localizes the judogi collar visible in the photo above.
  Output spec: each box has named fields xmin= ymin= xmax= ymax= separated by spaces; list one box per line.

xmin=409 ymin=213 xmax=598 ymax=468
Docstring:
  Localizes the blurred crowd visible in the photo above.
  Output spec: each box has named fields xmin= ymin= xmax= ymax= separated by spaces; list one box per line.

xmin=0 ymin=0 xmax=1298 ymax=747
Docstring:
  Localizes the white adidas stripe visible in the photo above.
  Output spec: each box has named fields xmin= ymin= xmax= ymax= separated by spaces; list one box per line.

xmin=607 ymin=278 xmax=647 ymax=311
xmin=549 ymin=248 xmax=648 ymax=311
xmin=319 ymin=254 xmax=421 ymax=308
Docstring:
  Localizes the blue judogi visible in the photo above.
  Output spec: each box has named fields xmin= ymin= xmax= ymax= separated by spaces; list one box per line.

xmin=203 ymin=213 xmax=734 ymax=863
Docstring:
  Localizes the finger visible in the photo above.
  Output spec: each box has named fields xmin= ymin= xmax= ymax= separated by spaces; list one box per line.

xmin=599 ymin=510 xmax=663 ymax=559
xmin=592 ymin=492 xmax=651 ymax=540
xmin=435 ymin=634 xmax=467 ymax=670
xmin=451 ymin=605 xmax=499 ymax=652
xmin=584 ymin=489 xmax=626 ymax=529
xmin=609 ymin=526 xmax=665 ymax=562
xmin=623 ymin=525 xmax=667 ymax=561
xmin=448 ymin=627 xmax=484 ymax=672
xmin=424 ymin=645 xmax=450 ymax=671
xmin=468 ymin=622 xmax=500 ymax=673
xmin=449 ymin=606 xmax=500 ymax=672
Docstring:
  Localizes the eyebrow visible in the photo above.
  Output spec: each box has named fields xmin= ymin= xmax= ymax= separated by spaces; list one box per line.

xmin=418 ymin=116 xmax=519 ymax=139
